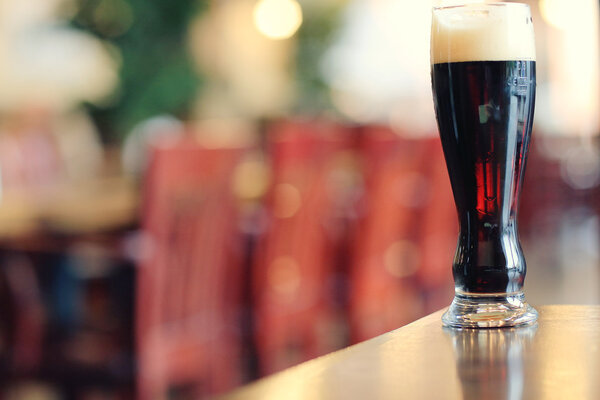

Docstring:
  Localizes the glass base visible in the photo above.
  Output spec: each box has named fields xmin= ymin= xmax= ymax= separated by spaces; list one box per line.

xmin=442 ymin=292 xmax=538 ymax=328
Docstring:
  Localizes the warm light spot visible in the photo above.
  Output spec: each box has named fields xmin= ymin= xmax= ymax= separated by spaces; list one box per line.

xmin=268 ymin=256 xmax=301 ymax=296
xmin=273 ymin=183 xmax=302 ymax=218
xmin=253 ymin=0 xmax=303 ymax=40
xmin=383 ymin=241 xmax=420 ymax=278
xmin=561 ymin=146 xmax=600 ymax=190
xmin=540 ymin=0 xmax=579 ymax=30
xmin=232 ymin=157 xmax=270 ymax=201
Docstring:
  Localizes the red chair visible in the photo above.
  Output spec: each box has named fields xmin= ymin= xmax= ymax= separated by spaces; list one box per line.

xmin=350 ymin=129 xmax=457 ymax=342
xmin=414 ymin=139 xmax=456 ymax=312
xmin=252 ymin=120 xmax=353 ymax=375
xmin=136 ymin=137 xmax=245 ymax=399
xmin=349 ymin=126 xmax=431 ymax=343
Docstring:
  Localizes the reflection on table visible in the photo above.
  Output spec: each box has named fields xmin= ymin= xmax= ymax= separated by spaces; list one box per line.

xmin=446 ymin=325 xmax=536 ymax=400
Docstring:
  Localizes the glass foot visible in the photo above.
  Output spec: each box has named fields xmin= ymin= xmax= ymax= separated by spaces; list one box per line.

xmin=442 ymin=292 xmax=538 ymax=328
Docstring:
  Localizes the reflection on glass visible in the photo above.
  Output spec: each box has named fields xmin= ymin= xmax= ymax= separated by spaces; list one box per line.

xmin=445 ymin=326 xmax=537 ymax=400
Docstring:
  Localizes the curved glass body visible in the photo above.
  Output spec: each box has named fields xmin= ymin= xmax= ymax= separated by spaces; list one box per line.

xmin=431 ymin=3 xmax=538 ymax=328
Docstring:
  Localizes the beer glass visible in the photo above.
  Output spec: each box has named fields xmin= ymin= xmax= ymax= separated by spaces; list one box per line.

xmin=431 ymin=3 xmax=538 ymax=327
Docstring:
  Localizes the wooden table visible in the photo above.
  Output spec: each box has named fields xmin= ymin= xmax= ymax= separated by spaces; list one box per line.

xmin=221 ymin=305 xmax=600 ymax=399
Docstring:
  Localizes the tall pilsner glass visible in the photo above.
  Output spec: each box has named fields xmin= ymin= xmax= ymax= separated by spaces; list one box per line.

xmin=431 ymin=3 xmax=538 ymax=328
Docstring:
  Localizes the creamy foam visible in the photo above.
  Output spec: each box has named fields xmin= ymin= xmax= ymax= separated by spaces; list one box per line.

xmin=431 ymin=3 xmax=535 ymax=64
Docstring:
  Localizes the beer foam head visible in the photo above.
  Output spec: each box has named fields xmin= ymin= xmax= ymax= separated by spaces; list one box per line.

xmin=431 ymin=3 xmax=535 ymax=64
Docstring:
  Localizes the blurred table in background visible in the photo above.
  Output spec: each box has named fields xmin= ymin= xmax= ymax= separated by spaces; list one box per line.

xmin=0 ymin=174 xmax=139 ymax=398
xmin=221 ymin=305 xmax=600 ymax=400
xmin=0 ymin=176 xmax=138 ymax=241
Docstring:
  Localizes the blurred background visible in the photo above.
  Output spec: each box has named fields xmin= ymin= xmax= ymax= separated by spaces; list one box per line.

xmin=0 ymin=0 xmax=598 ymax=398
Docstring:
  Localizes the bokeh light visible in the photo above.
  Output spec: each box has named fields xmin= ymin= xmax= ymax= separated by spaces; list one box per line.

xmin=253 ymin=0 xmax=303 ymax=40
xmin=539 ymin=0 xmax=578 ymax=30
xmin=273 ymin=183 xmax=302 ymax=219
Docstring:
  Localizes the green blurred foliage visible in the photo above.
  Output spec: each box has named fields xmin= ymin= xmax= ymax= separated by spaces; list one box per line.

xmin=72 ymin=0 xmax=207 ymax=140
xmin=71 ymin=0 xmax=343 ymax=140
xmin=293 ymin=2 xmax=343 ymax=115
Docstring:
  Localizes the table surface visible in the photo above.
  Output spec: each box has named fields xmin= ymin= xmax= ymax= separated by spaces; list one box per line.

xmin=221 ymin=305 xmax=600 ymax=400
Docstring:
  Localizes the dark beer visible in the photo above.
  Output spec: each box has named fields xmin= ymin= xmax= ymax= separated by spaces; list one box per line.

xmin=431 ymin=60 xmax=536 ymax=294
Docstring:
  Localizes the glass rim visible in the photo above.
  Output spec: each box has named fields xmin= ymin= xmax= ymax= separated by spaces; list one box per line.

xmin=432 ymin=2 xmax=530 ymax=11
